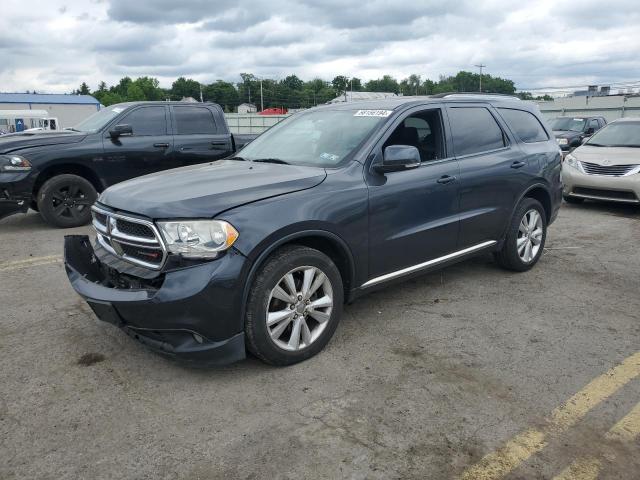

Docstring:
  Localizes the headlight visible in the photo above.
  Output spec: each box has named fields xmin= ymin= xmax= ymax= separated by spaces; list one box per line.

xmin=556 ymin=138 xmax=569 ymax=145
xmin=0 ymin=154 xmax=31 ymax=172
xmin=157 ymin=220 xmax=239 ymax=258
xmin=564 ymin=154 xmax=583 ymax=172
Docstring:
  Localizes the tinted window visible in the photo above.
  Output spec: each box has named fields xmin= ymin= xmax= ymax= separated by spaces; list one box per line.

xmin=588 ymin=119 xmax=599 ymax=130
xmin=384 ymin=109 xmax=444 ymax=162
xmin=174 ymin=106 xmax=217 ymax=135
xmin=498 ymin=108 xmax=548 ymax=143
xmin=448 ymin=107 xmax=505 ymax=156
xmin=121 ymin=106 xmax=167 ymax=136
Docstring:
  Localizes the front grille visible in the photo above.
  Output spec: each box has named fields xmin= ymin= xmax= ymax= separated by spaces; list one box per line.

xmin=572 ymin=187 xmax=638 ymax=201
xmin=91 ymin=206 xmax=166 ymax=269
xmin=580 ymin=161 xmax=640 ymax=177
xmin=116 ymin=219 xmax=155 ymax=238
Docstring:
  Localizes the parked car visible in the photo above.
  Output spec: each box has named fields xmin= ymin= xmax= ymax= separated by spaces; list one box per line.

xmin=64 ymin=93 xmax=562 ymax=366
xmin=0 ymin=102 xmax=256 ymax=226
xmin=562 ymin=118 xmax=640 ymax=204
xmin=551 ymin=115 xmax=607 ymax=153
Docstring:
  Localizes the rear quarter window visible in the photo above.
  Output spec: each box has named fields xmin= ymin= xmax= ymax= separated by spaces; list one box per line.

xmin=498 ymin=108 xmax=548 ymax=143
xmin=447 ymin=107 xmax=506 ymax=156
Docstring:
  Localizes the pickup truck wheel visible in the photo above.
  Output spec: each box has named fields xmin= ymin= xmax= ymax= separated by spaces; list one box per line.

xmin=37 ymin=174 xmax=97 ymax=228
xmin=495 ymin=198 xmax=547 ymax=272
xmin=245 ymin=245 xmax=343 ymax=366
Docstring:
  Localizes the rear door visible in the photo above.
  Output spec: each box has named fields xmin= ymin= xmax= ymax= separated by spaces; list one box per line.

xmin=446 ymin=104 xmax=531 ymax=248
xmin=171 ymin=105 xmax=233 ymax=166
xmin=102 ymin=105 xmax=175 ymax=184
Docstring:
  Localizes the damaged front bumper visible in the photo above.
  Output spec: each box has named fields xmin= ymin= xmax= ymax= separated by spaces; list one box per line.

xmin=0 ymin=172 xmax=33 ymax=220
xmin=64 ymin=235 xmax=249 ymax=365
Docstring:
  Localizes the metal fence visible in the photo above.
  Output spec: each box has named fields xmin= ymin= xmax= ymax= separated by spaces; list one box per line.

xmin=537 ymin=96 xmax=640 ymax=122
xmin=224 ymin=113 xmax=290 ymax=134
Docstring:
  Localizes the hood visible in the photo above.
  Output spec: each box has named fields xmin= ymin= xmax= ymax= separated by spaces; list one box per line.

xmin=98 ymin=160 xmax=327 ymax=219
xmin=572 ymin=145 xmax=640 ymax=165
xmin=0 ymin=131 xmax=87 ymax=153
xmin=553 ymin=130 xmax=581 ymax=139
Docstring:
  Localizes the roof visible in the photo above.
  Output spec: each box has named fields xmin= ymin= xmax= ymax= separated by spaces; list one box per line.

xmin=238 ymin=103 xmax=257 ymax=107
xmin=328 ymin=91 xmax=398 ymax=103
xmin=316 ymin=93 xmax=526 ymax=112
xmin=0 ymin=92 xmax=100 ymax=105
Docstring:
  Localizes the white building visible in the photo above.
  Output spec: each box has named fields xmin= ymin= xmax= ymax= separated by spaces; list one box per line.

xmin=237 ymin=103 xmax=257 ymax=114
xmin=0 ymin=93 xmax=100 ymax=128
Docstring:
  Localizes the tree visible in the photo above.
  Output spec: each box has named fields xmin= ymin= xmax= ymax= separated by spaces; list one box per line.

xmin=364 ymin=75 xmax=399 ymax=93
xmin=74 ymin=82 xmax=91 ymax=95
xmin=331 ymin=75 xmax=349 ymax=94
xmin=171 ymin=77 xmax=201 ymax=100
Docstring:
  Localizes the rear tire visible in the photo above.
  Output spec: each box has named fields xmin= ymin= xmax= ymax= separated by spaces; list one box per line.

xmin=495 ymin=198 xmax=547 ymax=272
xmin=563 ymin=194 xmax=584 ymax=204
xmin=245 ymin=245 xmax=343 ymax=366
xmin=37 ymin=174 xmax=97 ymax=228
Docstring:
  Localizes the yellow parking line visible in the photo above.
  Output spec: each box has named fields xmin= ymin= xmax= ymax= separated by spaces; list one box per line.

xmin=551 ymin=402 xmax=640 ymax=480
xmin=552 ymin=457 xmax=602 ymax=480
xmin=604 ymin=400 xmax=640 ymax=442
xmin=0 ymin=255 xmax=62 ymax=272
xmin=459 ymin=351 xmax=640 ymax=480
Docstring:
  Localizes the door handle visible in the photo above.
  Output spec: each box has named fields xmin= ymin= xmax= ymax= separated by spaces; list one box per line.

xmin=210 ymin=141 xmax=227 ymax=146
xmin=180 ymin=146 xmax=193 ymax=151
xmin=153 ymin=143 xmax=170 ymax=148
xmin=437 ymin=175 xmax=456 ymax=184
xmin=511 ymin=161 xmax=526 ymax=169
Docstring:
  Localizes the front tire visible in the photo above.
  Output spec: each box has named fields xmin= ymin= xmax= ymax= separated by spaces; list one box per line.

xmin=37 ymin=174 xmax=97 ymax=228
xmin=245 ymin=245 xmax=344 ymax=366
xmin=495 ymin=198 xmax=547 ymax=272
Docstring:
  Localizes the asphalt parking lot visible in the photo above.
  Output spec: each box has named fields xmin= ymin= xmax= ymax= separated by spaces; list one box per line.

xmin=1 ymin=202 xmax=639 ymax=480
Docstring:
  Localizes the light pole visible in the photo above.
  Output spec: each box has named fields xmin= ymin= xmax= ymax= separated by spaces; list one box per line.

xmin=474 ymin=64 xmax=486 ymax=92
xmin=260 ymin=78 xmax=264 ymax=112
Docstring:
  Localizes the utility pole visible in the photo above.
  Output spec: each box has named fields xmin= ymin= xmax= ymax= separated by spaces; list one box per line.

xmin=474 ymin=64 xmax=486 ymax=92
xmin=260 ymin=79 xmax=264 ymax=112
xmin=199 ymin=84 xmax=203 ymax=102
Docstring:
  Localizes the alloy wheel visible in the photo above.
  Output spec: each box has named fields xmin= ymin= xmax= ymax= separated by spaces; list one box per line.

xmin=51 ymin=183 xmax=92 ymax=220
xmin=517 ymin=208 xmax=543 ymax=263
xmin=266 ymin=266 xmax=334 ymax=351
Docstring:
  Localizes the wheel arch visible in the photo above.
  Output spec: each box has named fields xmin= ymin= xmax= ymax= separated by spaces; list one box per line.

xmin=521 ymin=183 xmax=552 ymax=223
xmin=240 ymin=230 xmax=356 ymax=321
xmin=33 ymin=163 xmax=104 ymax=199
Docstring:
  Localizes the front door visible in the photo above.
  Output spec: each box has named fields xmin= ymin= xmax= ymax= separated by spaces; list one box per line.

xmin=101 ymin=105 xmax=175 ymax=185
xmin=366 ymin=106 xmax=460 ymax=280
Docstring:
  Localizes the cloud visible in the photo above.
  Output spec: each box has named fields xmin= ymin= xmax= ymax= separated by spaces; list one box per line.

xmin=1 ymin=0 xmax=639 ymax=94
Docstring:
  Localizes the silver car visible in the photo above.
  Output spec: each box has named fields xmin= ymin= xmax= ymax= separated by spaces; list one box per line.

xmin=562 ymin=118 xmax=640 ymax=204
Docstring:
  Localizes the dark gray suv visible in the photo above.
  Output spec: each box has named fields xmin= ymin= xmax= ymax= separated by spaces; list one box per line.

xmin=64 ymin=93 xmax=562 ymax=366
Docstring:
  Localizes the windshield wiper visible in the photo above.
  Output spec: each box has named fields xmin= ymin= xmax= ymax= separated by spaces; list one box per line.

xmin=586 ymin=143 xmax=605 ymax=147
xmin=67 ymin=127 xmax=81 ymax=132
xmin=253 ymin=158 xmax=291 ymax=165
xmin=227 ymin=156 xmax=251 ymax=161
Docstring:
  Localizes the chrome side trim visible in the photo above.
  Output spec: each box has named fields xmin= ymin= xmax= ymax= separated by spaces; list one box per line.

xmin=361 ymin=240 xmax=497 ymax=288
xmin=568 ymin=193 xmax=640 ymax=203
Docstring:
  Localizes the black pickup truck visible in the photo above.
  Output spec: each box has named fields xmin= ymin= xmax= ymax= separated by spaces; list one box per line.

xmin=0 ymin=101 xmax=255 ymax=227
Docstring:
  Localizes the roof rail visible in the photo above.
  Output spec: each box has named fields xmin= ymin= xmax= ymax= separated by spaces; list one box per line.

xmin=430 ymin=92 xmax=521 ymax=100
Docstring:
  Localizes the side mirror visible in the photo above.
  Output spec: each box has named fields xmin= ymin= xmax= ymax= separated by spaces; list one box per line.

xmin=374 ymin=145 xmax=421 ymax=173
xmin=584 ymin=127 xmax=595 ymax=135
xmin=109 ymin=124 xmax=133 ymax=138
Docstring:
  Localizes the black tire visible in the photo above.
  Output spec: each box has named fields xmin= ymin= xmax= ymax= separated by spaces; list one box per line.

xmin=37 ymin=174 xmax=97 ymax=228
xmin=495 ymin=198 xmax=547 ymax=272
xmin=563 ymin=194 xmax=584 ymax=204
xmin=245 ymin=245 xmax=344 ymax=366
xmin=30 ymin=200 xmax=39 ymax=212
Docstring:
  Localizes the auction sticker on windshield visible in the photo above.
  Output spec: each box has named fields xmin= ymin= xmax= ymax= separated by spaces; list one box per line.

xmin=354 ymin=110 xmax=393 ymax=117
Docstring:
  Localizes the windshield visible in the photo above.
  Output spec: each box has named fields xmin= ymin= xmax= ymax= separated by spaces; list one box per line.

xmin=237 ymin=108 xmax=390 ymax=167
xmin=72 ymin=104 xmax=127 ymax=133
xmin=551 ymin=117 xmax=586 ymax=132
xmin=586 ymin=121 xmax=640 ymax=147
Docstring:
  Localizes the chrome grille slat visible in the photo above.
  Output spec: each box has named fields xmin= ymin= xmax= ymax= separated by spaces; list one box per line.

xmin=91 ymin=206 xmax=166 ymax=270
xmin=579 ymin=160 xmax=640 ymax=177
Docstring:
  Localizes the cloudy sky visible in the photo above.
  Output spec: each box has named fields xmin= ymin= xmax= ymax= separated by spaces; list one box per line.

xmin=1 ymin=0 xmax=639 ymax=94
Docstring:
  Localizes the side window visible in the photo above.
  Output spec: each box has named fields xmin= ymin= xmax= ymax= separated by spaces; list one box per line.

xmin=121 ymin=106 xmax=167 ymax=136
xmin=448 ymin=107 xmax=506 ymax=156
xmin=174 ymin=106 xmax=217 ymax=135
xmin=383 ymin=109 xmax=445 ymax=162
xmin=498 ymin=108 xmax=548 ymax=143
xmin=588 ymin=119 xmax=599 ymax=130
